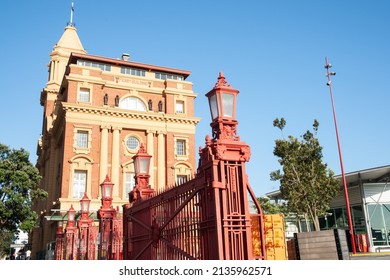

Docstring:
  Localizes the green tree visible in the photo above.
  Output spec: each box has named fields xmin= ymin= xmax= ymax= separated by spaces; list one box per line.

xmin=270 ymin=118 xmax=339 ymax=231
xmin=0 ymin=230 xmax=15 ymax=258
xmin=257 ymin=196 xmax=288 ymax=215
xmin=0 ymin=143 xmax=47 ymax=257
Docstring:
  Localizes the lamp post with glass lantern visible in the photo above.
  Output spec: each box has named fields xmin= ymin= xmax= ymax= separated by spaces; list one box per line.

xmin=98 ymin=175 xmax=116 ymax=259
xmin=55 ymin=221 xmax=65 ymax=260
xmin=129 ymin=143 xmax=153 ymax=203
xmin=77 ymin=192 xmax=93 ymax=259
xmin=202 ymin=72 xmax=266 ymax=259
xmin=65 ymin=204 xmax=76 ymax=259
xmin=206 ymin=71 xmax=240 ymax=143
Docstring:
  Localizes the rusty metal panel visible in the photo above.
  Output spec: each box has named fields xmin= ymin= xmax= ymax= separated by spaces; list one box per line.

xmin=263 ymin=214 xmax=287 ymax=260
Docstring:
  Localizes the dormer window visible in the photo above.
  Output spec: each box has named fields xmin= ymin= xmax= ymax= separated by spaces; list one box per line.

xmin=155 ymin=72 xmax=184 ymax=81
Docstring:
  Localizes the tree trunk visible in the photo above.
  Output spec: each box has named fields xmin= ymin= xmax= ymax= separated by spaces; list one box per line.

xmin=312 ymin=215 xmax=320 ymax=231
xmin=305 ymin=214 xmax=311 ymax=232
xmin=296 ymin=214 xmax=302 ymax=232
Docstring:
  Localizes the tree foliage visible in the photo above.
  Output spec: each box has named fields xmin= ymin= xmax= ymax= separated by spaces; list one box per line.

xmin=270 ymin=118 xmax=340 ymax=231
xmin=0 ymin=143 xmax=47 ymax=256
xmin=257 ymin=196 xmax=288 ymax=215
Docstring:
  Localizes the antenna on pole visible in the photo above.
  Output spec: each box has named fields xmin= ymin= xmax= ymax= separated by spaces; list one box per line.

xmin=324 ymin=56 xmax=356 ymax=255
xmin=68 ymin=1 xmax=75 ymax=27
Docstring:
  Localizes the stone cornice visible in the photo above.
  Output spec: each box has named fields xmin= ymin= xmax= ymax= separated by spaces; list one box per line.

xmin=62 ymin=103 xmax=200 ymax=125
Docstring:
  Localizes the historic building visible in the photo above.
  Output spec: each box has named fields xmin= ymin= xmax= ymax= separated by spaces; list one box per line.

xmin=31 ymin=20 xmax=199 ymax=258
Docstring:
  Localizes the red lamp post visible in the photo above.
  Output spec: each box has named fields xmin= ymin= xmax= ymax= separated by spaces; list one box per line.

xmin=129 ymin=144 xmax=154 ymax=203
xmin=202 ymin=72 xmax=266 ymax=259
xmin=98 ymin=175 xmax=116 ymax=259
xmin=325 ymin=57 xmax=356 ymax=254
xmin=78 ymin=192 xmax=93 ymax=259
xmin=206 ymin=72 xmax=240 ymax=142
xmin=55 ymin=221 xmax=65 ymax=260
xmin=65 ymin=204 xmax=77 ymax=260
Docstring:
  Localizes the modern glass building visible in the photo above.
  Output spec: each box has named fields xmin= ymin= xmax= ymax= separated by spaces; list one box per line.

xmin=323 ymin=165 xmax=390 ymax=252
xmin=266 ymin=165 xmax=390 ymax=253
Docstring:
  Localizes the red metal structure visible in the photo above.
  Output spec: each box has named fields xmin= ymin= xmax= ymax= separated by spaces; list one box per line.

xmin=98 ymin=175 xmax=123 ymax=260
xmin=64 ymin=205 xmax=77 ymax=260
xmin=54 ymin=222 xmax=65 ymax=260
xmin=56 ymin=179 xmax=122 ymax=260
xmin=123 ymin=73 xmax=265 ymax=260
xmin=77 ymin=193 xmax=96 ymax=259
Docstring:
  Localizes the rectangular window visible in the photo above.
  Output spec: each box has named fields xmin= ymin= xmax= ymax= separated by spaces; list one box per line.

xmin=76 ymin=131 xmax=88 ymax=148
xmin=175 ymin=101 xmax=184 ymax=114
xmin=176 ymin=140 xmax=186 ymax=155
xmin=79 ymin=88 xmax=90 ymax=102
xmin=176 ymin=175 xmax=187 ymax=185
xmin=77 ymin=59 xmax=111 ymax=71
xmin=155 ymin=72 xmax=184 ymax=81
xmin=125 ymin=172 xmax=135 ymax=198
xmin=73 ymin=170 xmax=87 ymax=198
xmin=120 ymin=67 xmax=146 ymax=77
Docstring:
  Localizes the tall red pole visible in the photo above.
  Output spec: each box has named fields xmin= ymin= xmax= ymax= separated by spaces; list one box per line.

xmin=325 ymin=57 xmax=356 ymax=254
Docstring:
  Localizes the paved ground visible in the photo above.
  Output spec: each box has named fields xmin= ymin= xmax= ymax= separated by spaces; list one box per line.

xmin=350 ymin=252 xmax=390 ymax=260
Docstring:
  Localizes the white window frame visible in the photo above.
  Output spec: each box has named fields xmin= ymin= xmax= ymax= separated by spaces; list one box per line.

xmin=125 ymin=172 xmax=135 ymax=198
xmin=175 ymin=100 xmax=185 ymax=114
xmin=73 ymin=170 xmax=87 ymax=198
xmin=73 ymin=125 xmax=92 ymax=154
xmin=68 ymin=156 xmax=93 ymax=200
xmin=119 ymin=96 xmax=147 ymax=111
xmin=174 ymin=135 xmax=189 ymax=160
xmin=123 ymin=134 xmax=141 ymax=155
xmin=76 ymin=131 xmax=88 ymax=148
xmin=78 ymin=88 xmax=90 ymax=103
xmin=122 ymin=161 xmax=136 ymax=199
xmin=176 ymin=140 xmax=186 ymax=155
xmin=173 ymin=162 xmax=193 ymax=186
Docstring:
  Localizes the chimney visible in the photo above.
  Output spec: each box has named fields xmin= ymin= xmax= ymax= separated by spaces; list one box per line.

xmin=122 ymin=53 xmax=130 ymax=61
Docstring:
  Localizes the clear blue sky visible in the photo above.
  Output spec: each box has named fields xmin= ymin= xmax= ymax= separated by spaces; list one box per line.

xmin=1 ymin=0 xmax=389 ymax=197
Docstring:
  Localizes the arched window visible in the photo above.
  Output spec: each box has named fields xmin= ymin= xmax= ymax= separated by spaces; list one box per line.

xmin=119 ymin=96 xmax=147 ymax=111
xmin=173 ymin=163 xmax=193 ymax=185
xmin=68 ymin=155 xmax=94 ymax=199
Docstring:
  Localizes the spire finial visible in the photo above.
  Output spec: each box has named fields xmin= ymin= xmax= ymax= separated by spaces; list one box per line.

xmin=68 ymin=1 xmax=75 ymax=27
xmin=213 ymin=71 xmax=231 ymax=89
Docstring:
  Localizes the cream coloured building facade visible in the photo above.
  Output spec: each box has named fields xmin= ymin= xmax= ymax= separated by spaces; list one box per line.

xmin=31 ymin=23 xmax=200 ymax=259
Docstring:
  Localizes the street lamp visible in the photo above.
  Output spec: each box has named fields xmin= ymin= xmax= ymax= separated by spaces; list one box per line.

xmin=67 ymin=204 xmax=76 ymax=227
xmin=205 ymin=72 xmax=239 ymax=141
xmin=55 ymin=221 xmax=64 ymax=260
xmin=325 ymin=57 xmax=356 ymax=254
xmin=78 ymin=192 xmax=92 ymax=259
xmin=133 ymin=143 xmax=152 ymax=176
xmin=100 ymin=175 xmax=114 ymax=208
xmin=65 ymin=204 xmax=77 ymax=260
xmin=206 ymin=72 xmax=238 ymax=121
xmin=129 ymin=143 xmax=153 ymax=203
xmin=98 ymin=175 xmax=117 ymax=260
xmin=80 ymin=192 xmax=91 ymax=214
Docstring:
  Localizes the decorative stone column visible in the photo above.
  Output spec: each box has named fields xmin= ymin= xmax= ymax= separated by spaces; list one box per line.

xmin=157 ymin=131 xmax=166 ymax=190
xmin=146 ymin=130 xmax=155 ymax=188
xmin=111 ymin=127 xmax=121 ymax=198
xmin=99 ymin=125 xmax=110 ymax=192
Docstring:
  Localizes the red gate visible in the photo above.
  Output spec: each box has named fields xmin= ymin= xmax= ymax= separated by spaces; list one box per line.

xmin=123 ymin=73 xmax=266 ymax=260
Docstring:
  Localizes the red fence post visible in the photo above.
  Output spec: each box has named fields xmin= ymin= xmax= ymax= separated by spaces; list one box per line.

xmin=55 ymin=222 xmax=65 ymax=260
